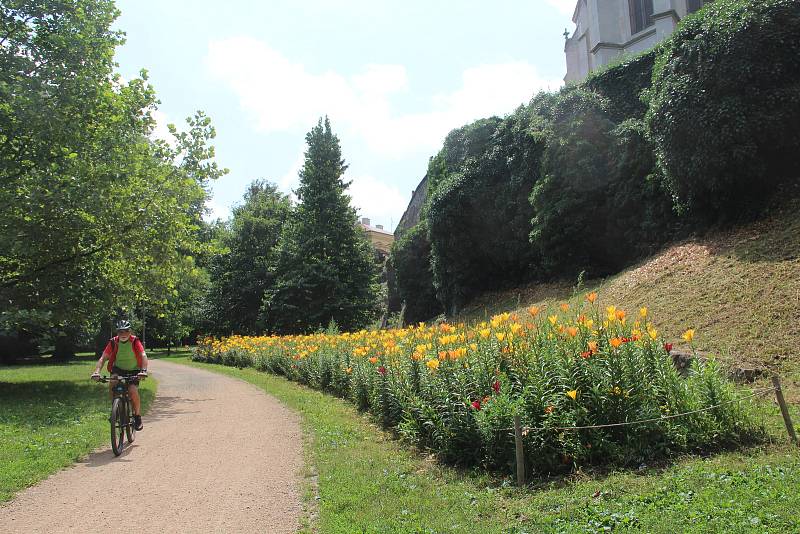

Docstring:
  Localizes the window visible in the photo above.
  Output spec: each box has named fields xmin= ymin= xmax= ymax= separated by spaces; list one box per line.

xmin=629 ymin=0 xmax=654 ymax=35
xmin=687 ymin=0 xmax=711 ymax=13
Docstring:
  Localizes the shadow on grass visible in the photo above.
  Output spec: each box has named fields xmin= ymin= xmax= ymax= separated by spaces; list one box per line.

xmin=0 ymin=381 xmax=155 ymax=428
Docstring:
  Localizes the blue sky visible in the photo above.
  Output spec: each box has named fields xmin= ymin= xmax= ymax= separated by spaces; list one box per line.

xmin=114 ymin=0 xmax=575 ymax=230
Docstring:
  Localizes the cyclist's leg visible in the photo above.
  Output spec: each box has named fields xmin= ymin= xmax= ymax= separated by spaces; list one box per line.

xmin=129 ymin=384 xmax=141 ymax=416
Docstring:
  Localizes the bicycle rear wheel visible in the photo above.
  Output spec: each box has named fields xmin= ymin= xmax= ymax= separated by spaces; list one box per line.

xmin=111 ymin=397 xmax=125 ymax=456
xmin=125 ymin=398 xmax=136 ymax=444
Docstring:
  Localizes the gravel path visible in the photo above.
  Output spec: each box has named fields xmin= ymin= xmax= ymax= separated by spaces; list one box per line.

xmin=0 ymin=360 xmax=303 ymax=533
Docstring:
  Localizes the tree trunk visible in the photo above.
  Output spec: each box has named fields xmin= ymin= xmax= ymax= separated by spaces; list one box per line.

xmin=53 ymin=334 xmax=76 ymax=362
xmin=94 ymin=318 xmax=113 ymax=357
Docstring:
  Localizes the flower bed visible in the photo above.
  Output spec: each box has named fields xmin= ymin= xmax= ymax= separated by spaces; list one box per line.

xmin=193 ymin=294 xmax=760 ymax=474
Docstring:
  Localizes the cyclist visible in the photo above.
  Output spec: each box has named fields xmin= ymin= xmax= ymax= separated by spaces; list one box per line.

xmin=91 ymin=320 xmax=148 ymax=430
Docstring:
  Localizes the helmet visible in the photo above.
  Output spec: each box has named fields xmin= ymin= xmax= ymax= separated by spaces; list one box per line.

xmin=116 ymin=320 xmax=132 ymax=331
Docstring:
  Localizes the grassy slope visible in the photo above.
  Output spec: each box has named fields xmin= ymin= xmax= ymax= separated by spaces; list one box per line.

xmin=170 ymin=355 xmax=800 ymax=533
xmin=0 ymin=361 xmax=156 ymax=502
xmin=459 ymin=199 xmax=800 ymax=396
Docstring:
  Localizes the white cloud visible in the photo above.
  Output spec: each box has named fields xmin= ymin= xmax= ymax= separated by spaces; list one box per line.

xmin=277 ymin=149 xmax=305 ymax=202
xmin=346 ymin=174 xmax=406 ymax=231
xmin=274 ymin=154 xmax=404 ymax=231
xmin=203 ymin=197 xmax=231 ymax=222
xmin=150 ymin=109 xmax=177 ymax=148
xmin=205 ymin=37 xmax=562 ymax=157
xmin=357 ymin=62 xmax=562 ymax=156
xmin=545 ymin=0 xmax=577 ymax=16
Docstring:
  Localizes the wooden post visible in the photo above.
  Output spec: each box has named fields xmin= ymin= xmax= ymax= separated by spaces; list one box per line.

xmin=513 ymin=416 xmax=526 ymax=486
xmin=773 ymin=376 xmax=798 ymax=445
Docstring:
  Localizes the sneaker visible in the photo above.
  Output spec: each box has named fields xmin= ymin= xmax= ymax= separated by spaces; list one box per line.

xmin=133 ymin=415 xmax=143 ymax=431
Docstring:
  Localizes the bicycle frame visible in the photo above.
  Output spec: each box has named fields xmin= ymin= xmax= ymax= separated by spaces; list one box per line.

xmin=97 ymin=375 xmax=142 ymax=455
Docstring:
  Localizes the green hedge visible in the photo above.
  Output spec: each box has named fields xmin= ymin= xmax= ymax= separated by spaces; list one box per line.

xmin=427 ymin=99 xmax=554 ymax=312
xmin=531 ymin=88 xmax=679 ymax=276
xmin=646 ymin=0 xmax=800 ymax=219
xmin=390 ymin=222 xmax=442 ymax=324
xmin=584 ymin=49 xmax=657 ymax=121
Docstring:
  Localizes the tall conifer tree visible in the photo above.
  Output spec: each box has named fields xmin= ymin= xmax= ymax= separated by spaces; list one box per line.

xmin=265 ymin=118 xmax=379 ymax=333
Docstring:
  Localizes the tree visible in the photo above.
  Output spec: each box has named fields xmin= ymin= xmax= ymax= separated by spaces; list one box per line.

xmin=0 ymin=0 xmax=226 ymax=360
xmin=144 ymin=255 xmax=210 ymax=353
xmin=264 ymin=118 xmax=379 ymax=333
xmin=205 ymin=181 xmax=291 ymax=335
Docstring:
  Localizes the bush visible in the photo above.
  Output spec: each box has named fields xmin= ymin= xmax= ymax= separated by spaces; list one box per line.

xmin=197 ymin=296 xmax=762 ymax=475
xmin=390 ymin=222 xmax=442 ymax=325
xmin=646 ymin=0 xmax=800 ymax=219
xmin=425 ymin=118 xmax=504 ymax=196
xmin=584 ymin=49 xmax=657 ymax=121
xmin=427 ymin=98 xmax=555 ymax=312
xmin=530 ymin=89 xmax=678 ymax=276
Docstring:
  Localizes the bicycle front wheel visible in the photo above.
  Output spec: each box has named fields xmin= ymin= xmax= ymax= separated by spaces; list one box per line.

xmin=111 ymin=397 xmax=125 ymax=456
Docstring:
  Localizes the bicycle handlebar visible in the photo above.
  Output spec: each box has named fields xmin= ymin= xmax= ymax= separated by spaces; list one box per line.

xmin=94 ymin=374 xmax=146 ymax=383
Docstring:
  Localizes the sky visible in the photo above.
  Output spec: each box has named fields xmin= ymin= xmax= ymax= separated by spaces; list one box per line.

xmin=114 ymin=0 xmax=576 ymax=231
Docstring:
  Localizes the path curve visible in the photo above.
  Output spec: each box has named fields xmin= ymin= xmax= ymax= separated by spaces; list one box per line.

xmin=0 ymin=360 xmax=303 ymax=533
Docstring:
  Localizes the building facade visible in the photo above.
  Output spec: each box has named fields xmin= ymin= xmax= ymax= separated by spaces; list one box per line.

xmin=358 ymin=217 xmax=395 ymax=259
xmin=564 ymin=0 xmax=712 ymax=83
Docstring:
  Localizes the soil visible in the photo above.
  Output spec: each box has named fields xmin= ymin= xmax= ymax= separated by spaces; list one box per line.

xmin=0 ymin=360 xmax=304 ymax=533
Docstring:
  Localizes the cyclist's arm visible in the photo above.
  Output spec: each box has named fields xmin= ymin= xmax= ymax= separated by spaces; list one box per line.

xmin=135 ymin=338 xmax=148 ymax=374
xmin=93 ymin=340 xmax=113 ymax=375
xmin=93 ymin=353 xmax=107 ymax=375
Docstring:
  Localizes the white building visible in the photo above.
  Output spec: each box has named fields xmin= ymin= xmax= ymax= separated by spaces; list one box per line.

xmin=564 ymin=0 xmax=712 ymax=83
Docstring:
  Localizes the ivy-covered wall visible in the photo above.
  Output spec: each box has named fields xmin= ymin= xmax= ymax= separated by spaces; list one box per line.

xmin=391 ymin=0 xmax=799 ymax=321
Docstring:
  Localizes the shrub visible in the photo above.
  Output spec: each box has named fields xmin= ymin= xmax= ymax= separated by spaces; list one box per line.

xmin=196 ymin=296 xmax=762 ymax=475
xmin=425 ymin=118 xmax=503 ymax=197
xmin=390 ymin=222 xmax=442 ymax=325
xmin=646 ymin=0 xmax=800 ymax=219
xmin=530 ymin=89 xmax=678 ymax=276
xmin=584 ymin=49 xmax=657 ymax=121
xmin=427 ymin=97 xmax=554 ymax=312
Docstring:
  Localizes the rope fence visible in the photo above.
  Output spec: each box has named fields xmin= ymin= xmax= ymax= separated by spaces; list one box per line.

xmin=501 ymin=386 xmax=776 ymax=435
xmin=509 ymin=377 xmax=797 ymax=487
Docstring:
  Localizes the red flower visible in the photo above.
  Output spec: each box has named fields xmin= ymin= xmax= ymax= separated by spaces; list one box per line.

xmin=471 ymin=400 xmax=481 ymax=410
xmin=492 ymin=380 xmax=501 ymax=393
xmin=580 ymin=351 xmax=592 ymax=359
xmin=664 ymin=343 xmax=673 ymax=353
xmin=377 ymin=366 xmax=387 ymax=375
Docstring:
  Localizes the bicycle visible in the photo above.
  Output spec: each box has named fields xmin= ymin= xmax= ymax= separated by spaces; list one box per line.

xmin=95 ymin=374 xmax=145 ymax=456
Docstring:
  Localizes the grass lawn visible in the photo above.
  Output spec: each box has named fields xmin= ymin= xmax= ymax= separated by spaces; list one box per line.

xmin=0 ymin=361 xmax=156 ymax=502
xmin=166 ymin=355 xmax=800 ymax=533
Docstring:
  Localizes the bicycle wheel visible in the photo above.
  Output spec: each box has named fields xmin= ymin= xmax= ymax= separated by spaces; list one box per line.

xmin=111 ymin=397 xmax=125 ymax=456
xmin=125 ymin=398 xmax=136 ymax=444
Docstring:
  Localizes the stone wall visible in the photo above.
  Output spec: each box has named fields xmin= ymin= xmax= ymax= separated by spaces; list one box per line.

xmin=394 ymin=174 xmax=428 ymax=238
